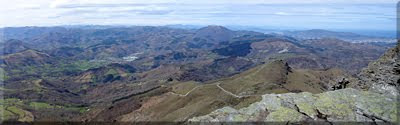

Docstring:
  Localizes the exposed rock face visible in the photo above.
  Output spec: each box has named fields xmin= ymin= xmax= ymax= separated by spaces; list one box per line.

xmin=329 ymin=77 xmax=350 ymax=91
xmin=358 ymin=42 xmax=399 ymax=97
xmin=189 ymin=88 xmax=397 ymax=123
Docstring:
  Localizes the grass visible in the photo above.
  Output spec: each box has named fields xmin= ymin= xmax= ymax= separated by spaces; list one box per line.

xmin=65 ymin=107 xmax=89 ymax=113
xmin=170 ymin=81 xmax=198 ymax=95
xmin=0 ymin=67 xmax=9 ymax=81
xmin=1 ymin=98 xmax=89 ymax=121
xmin=5 ymin=106 xmax=34 ymax=122
xmin=73 ymin=60 xmax=105 ymax=71
xmin=7 ymin=59 xmax=106 ymax=78
xmin=233 ymin=96 xmax=262 ymax=109
xmin=285 ymin=70 xmax=325 ymax=94
xmin=120 ymin=62 xmax=292 ymax=121
xmin=216 ymin=60 xmax=342 ymax=95
xmin=125 ymin=81 xmax=262 ymax=121
xmin=142 ymin=61 xmax=154 ymax=67
xmin=106 ymin=69 xmax=119 ymax=76
xmin=2 ymin=98 xmax=24 ymax=106
xmin=29 ymin=101 xmax=88 ymax=114
xmin=156 ymin=85 xmax=240 ymax=121
xmin=0 ymin=87 xmax=15 ymax=92
xmin=0 ymin=99 xmax=32 ymax=121
xmin=6 ymin=106 xmax=25 ymax=117
xmin=1 ymin=109 xmax=15 ymax=120
xmin=29 ymin=102 xmax=60 ymax=109
xmin=95 ymin=59 xmax=351 ymax=121
xmin=80 ymin=84 xmax=90 ymax=90
xmin=219 ymin=61 xmax=291 ymax=95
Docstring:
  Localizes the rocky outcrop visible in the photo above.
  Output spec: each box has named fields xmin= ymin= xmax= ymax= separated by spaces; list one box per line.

xmin=189 ymin=88 xmax=397 ymax=123
xmin=358 ymin=42 xmax=399 ymax=97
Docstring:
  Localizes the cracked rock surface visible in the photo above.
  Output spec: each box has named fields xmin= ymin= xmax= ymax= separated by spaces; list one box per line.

xmin=189 ymin=88 xmax=397 ymax=123
xmin=358 ymin=42 xmax=399 ymax=97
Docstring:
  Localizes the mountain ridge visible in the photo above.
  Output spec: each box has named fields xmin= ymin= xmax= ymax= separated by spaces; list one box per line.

xmin=189 ymin=42 xmax=400 ymax=123
xmin=0 ymin=26 xmax=395 ymax=122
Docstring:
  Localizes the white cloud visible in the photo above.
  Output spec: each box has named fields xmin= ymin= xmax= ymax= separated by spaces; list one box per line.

xmin=50 ymin=0 xmax=73 ymax=8
xmin=17 ymin=4 xmax=41 ymax=9
xmin=174 ymin=0 xmax=397 ymax=4
xmin=0 ymin=0 xmax=396 ymax=30
xmin=274 ymin=12 xmax=290 ymax=15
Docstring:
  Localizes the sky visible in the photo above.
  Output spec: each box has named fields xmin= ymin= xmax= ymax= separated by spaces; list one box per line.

xmin=0 ymin=0 xmax=398 ymax=31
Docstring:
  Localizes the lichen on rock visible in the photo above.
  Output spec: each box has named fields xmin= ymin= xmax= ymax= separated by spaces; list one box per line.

xmin=189 ymin=88 xmax=397 ymax=123
xmin=265 ymin=107 xmax=307 ymax=122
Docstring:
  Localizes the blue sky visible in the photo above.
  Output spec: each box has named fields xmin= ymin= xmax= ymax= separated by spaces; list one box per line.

xmin=0 ymin=0 xmax=398 ymax=31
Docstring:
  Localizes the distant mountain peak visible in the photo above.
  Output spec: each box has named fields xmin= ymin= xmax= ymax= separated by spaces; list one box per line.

xmin=198 ymin=25 xmax=232 ymax=32
xmin=306 ymin=29 xmax=330 ymax=32
xmin=194 ymin=25 xmax=235 ymax=42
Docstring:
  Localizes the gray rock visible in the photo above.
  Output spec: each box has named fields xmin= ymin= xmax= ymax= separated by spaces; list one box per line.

xmin=189 ymin=88 xmax=397 ymax=123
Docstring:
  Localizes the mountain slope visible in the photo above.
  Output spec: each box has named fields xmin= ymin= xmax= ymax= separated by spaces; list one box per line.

xmin=88 ymin=60 xmax=355 ymax=121
xmin=0 ymin=26 xmax=393 ymax=122
xmin=1 ymin=49 xmax=52 ymax=67
xmin=0 ymin=39 xmax=30 ymax=55
xmin=358 ymin=42 xmax=399 ymax=96
xmin=189 ymin=43 xmax=400 ymax=123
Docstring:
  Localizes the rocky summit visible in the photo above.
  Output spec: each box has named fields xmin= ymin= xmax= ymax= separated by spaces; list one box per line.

xmin=358 ymin=42 xmax=400 ymax=97
xmin=189 ymin=88 xmax=397 ymax=123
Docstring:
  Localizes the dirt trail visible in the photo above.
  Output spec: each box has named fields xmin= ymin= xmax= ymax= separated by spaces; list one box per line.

xmin=169 ymin=82 xmax=260 ymax=98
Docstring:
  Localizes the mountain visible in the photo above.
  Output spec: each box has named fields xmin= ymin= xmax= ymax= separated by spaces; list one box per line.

xmin=189 ymin=43 xmax=400 ymax=123
xmin=298 ymin=38 xmax=388 ymax=74
xmin=243 ymin=37 xmax=388 ymax=74
xmin=358 ymin=42 xmax=399 ymax=96
xmin=86 ymin=60 xmax=356 ymax=121
xmin=1 ymin=49 xmax=52 ymax=67
xmin=286 ymin=29 xmax=366 ymax=39
xmin=195 ymin=25 xmax=235 ymax=41
xmin=0 ymin=25 xmax=395 ymax=122
xmin=0 ymin=39 xmax=30 ymax=55
xmin=2 ymin=27 xmax=68 ymax=42
xmin=73 ymin=63 xmax=136 ymax=84
xmin=164 ymin=24 xmax=203 ymax=30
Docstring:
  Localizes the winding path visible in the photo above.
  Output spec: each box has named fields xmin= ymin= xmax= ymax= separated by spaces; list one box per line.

xmin=169 ymin=86 xmax=202 ymax=97
xmin=169 ymin=82 xmax=259 ymax=98
xmin=215 ymin=82 xmax=243 ymax=98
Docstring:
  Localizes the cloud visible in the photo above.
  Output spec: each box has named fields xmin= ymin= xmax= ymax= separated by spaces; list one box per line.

xmin=53 ymin=3 xmax=173 ymax=18
xmin=274 ymin=12 xmax=291 ymax=15
xmin=49 ymin=0 xmax=177 ymax=8
xmin=18 ymin=4 xmax=42 ymax=9
xmin=50 ymin=0 xmax=73 ymax=8
xmin=0 ymin=0 xmax=396 ymax=30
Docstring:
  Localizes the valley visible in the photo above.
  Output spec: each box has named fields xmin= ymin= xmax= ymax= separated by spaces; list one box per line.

xmin=0 ymin=26 xmax=397 ymax=123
